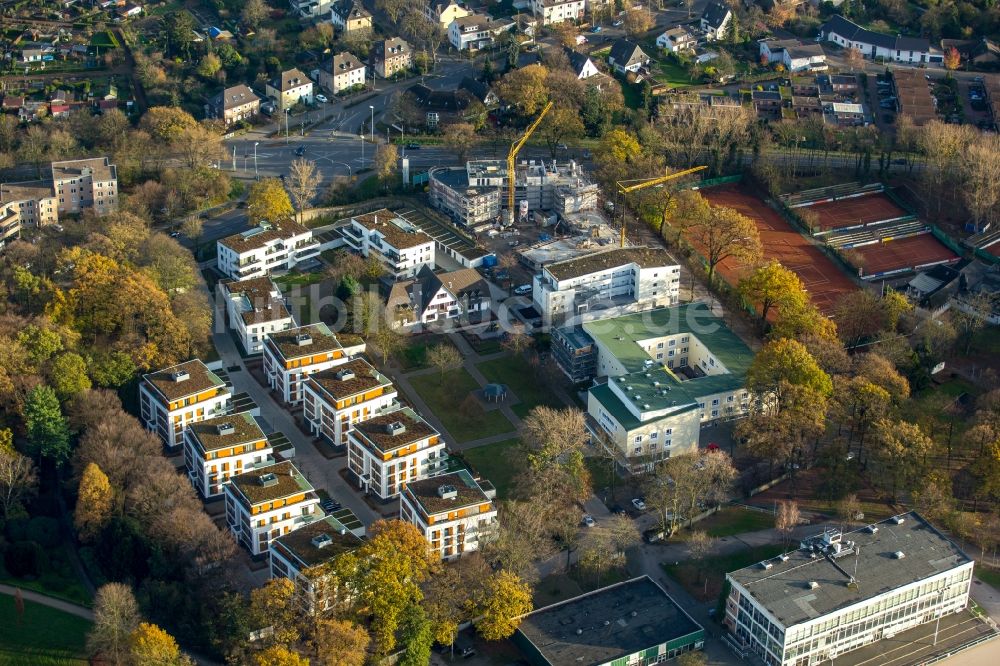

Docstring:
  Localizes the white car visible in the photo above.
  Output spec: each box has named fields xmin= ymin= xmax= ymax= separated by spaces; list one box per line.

xmin=315 ymin=94 xmax=328 ymax=104
xmin=632 ymin=498 xmax=647 ymax=511
xmin=582 ymin=514 xmax=596 ymax=527
xmin=513 ymin=284 xmax=532 ymax=295
xmin=613 ymin=20 xmax=624 ymax=27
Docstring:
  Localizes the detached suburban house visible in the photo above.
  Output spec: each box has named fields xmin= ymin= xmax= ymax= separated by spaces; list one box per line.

xmin=208 ymin=84 xmax=260 ymax=126
xmin=818 ymin=15 xmax=935 ymax=64
xmin=330 ymin=0 xmax=372 ymax=33
xmin=385 ymin=264 xmax=491 ymax=329
xmin=448 ymin=14 xmax=495 ymax=51
xmin=266 ymin=68 xmax=314 ymax=111
xmin=316 ymin=52 xmax=366 ymax=94
xmin=371 ymin=37 xmax=411 ymax=79
xmin=700 ymin=1 xmax=733 ymax=41
xmin=608 ymin=39 xmax=650 ymax=75
xmin=759 ymin=38 xmax=828 ymax=72
xmin=423 ymin=0 xmax=470 ymax=28
xmin=529 ymin=0 xmax=585 ymax=26
xmin=657 ymin=27 xmax=696 ymax=53
xmin=567 ymin=49 xmax=600 ymax=79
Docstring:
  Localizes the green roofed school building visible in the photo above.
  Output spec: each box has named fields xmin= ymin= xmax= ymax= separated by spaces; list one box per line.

xmin=553 ymin=303 xmax=753 ymax=472
xmin=724 ymin=512 xmax=974 ymax=666
xmin=514 ymin=576 xmax=705 ymax=666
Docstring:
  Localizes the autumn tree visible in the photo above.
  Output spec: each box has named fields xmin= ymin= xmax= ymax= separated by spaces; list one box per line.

xmin=943 ymin=46 xmax=961 ymax=71
xmin=174 ymin=123 xmax=224 ymax=170
xmin=75 ymin=462 xmax=113 ymax=541
xmin=398 ymin=603 xmax=434 ymax=666
xmin=476 ymin=570 xmax=533 ymax=640
xmin=247 ymin=177 xmax=294 ymax=225
xmin=687 ymin=530 xmax=714 ymax=584
xmin=312 ymin=619 xmax=369 ymax=666
xmin=502 ymin=321 xmax=534 ymax=356
xmin=872 ymin=419 xmax=934 ymax=499
xmin=496 ymin=64 xmax=550 ymax=116
xmin=426 ymin=343 xmax=462 ymax=377
xmin=737 ymin=261 xmax=808 ymax=330
xmin=0 ymin=448 xmax=37 ymax=520
xmin=128 ymin=622 xmax=192 ymax=666
xmin=747 ymin=338 xmax=833 ymax=406
xmin=844 ymin=47 xmax=864 ymax=71
xmin=251 ymin=646 xmax=309 ymax=666
xmin=87 ymin=583 xmax=140 ymax=665
xmin=644 ymin=451 xmax=737 ymax=536
xmin=139 ymin=107 xmax=197 ymax=143
xmin=519 ymin=406 xmax=592 ymax=503
xmin=246 ymin=578 xmax=300 ymax=653
xmin=50 ymin=352 xmax=92 ymax=401
xmin=287 ymin=158 xmax=321 ymax=222
xmin=539 ymin=107 xmax=585 ymax=159
xmin=375 ymin=143 xmax=399 ymax=189
xmin=442 ymin=122 xmax=478 ymax=165
xmin=623 ymin=8 xmax=654 ymax=37
xmin=678 ymin=191 xmax=762 ymax=284
xmin=241 ymin=0 xmax=270 ymax=29
xmin=377 ymin=0 xmax=408 ymax=22
xmin=24 ymin=385 xmax=71 ymax=467
xmin=775 ymin=500 xmax=800 ymax=546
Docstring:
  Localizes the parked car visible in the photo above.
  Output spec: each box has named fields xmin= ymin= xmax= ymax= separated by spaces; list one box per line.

xmin=405 ymin=142 xmax=421 ymax=149
xmin=294 ymin=146 xmax=306 ymax=156
xmin=591 ymin=25 xmax=602 ymax=33
xmin=320 ymin=498 xmax=341 ymax=513
xmin=582 ymin=148 xmax=592 ymax=159
xmin=632 ymin=498 xmax=647 ymax=511
xmin=169 ymin=230 xmax=181 ymax=238
xmin=643 ymin=528 xmax=665 ymax=543
xmin=513 ymin=284 xmax=532 ymax=295
xmin=556 ymin=143 xmax=568 ymax=150
xmin=610 ymin=504 xmax=628 ymax=516
xmin=582 ymin=514 xmax=596 ymax=527
xmin=453 ymin=634 xmax=476 ymax=658
xmin=613 ymin=19 xmax=623 ymax=27
xmin=315 ymin=93 xmax=328 ymax=103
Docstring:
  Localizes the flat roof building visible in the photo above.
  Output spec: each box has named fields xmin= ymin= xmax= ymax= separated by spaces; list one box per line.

xmin=724 ymin=512 xmax=973 ymax=666
xmin=139 ymin=359 xmax=232 ymax=449
xmin=514 ymin=576 xmax=705 ymax=665
xmin=399 ymin=469 xmax=497 ymax=561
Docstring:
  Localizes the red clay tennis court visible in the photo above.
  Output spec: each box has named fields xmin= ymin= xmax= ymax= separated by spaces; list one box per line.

xmin=804 ymin=192 xmax=909 ymax=232
xmin=700 ymin=184 xmax=857 ymax=315
xmin=851 ymin=234 xmax=958 ymax=277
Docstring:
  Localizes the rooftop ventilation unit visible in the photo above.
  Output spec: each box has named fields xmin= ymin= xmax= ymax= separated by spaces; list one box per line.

xmin=295 ymin=333 xmax=313 ymax=346
xmin=311 ymin=534 xmax=333 ymax=549
xmin=171 ymin=370 xmax=190 ymax=382
xmin=893 ymin=551 xmax=906 ymax=559
xmin=339 ymin=527 xmax=348 ymax=536
xmin=336 ymin=368 xmax=356 ymax=381
xmin=808 ymin=581 xmax=819 ymax=590
xmin=259 ymin=472 xmax=278 ymax=487
xmin=385 ymin=421 xmax=407 ymax=436
xmin=867 ymin=525 xmax=879 ymax=534
xmin=216 ymin=423 xmax=235 ymax=436
xmin=779 ymin=554 xmax=790 ymax=562
xmin=761 ymin=561 xmax=773 ymax=570
xmin=892 ymin=515 xmax=905 ymax=525
xmin=437 ymin=485 xmax=458 ymax=500
xmin=643 ymin=404 xmax=650 ymax=409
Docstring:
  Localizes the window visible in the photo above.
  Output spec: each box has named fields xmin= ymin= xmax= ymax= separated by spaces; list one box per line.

xmin=657 ymin=342 xmax=664 ymax=349
xmin=665 ymin=428 xmax=672 ymax=435
xmin=634 ymin=435 xmax=642 ymax=443
xmin=650 ymin=432 xmax=658 ymax=440
xmin=633 ymin=447 xmax=642 ymax=455
xmin=712 ymin=399 xmax=719 ymax=406
xmin=728 ymin=395 xmax=734 ymax=402
xmin=712 ymin=409 xmax=719 ymax=418
xmin=669 ymin=339 xmax=676 ymax=346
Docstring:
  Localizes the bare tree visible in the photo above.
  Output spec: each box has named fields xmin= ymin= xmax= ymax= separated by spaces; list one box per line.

xmin=687 ymin=530 xmax=715 ymax=582
xmin=775 ymin=500 xmax=800 ymax=547
xmin=0 ymin=450 xmax=38 ymax=520
xmin=86 ymin=583 xmax=140 ymax=665
xmin=837 ymin=493 xmax=863 ymax=528
xmin=844 ymin=47 xmax=865 ymax=71
xmin=287 ymin=158 xmax=322 ymax=223
xmin=426 ymin=343 xmax=462 ymax=377
xmin=502 ymin=321 xmax=534 ymax=356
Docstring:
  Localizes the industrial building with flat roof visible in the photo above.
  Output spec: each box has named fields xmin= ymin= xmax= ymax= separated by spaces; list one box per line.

xmin=514 ymin=576 xmax=705 ymax=666
xmin=724 ymin=512 xmax=974 ymax=666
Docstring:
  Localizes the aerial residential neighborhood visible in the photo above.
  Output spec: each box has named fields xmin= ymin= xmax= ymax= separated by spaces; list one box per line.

xmin=1 ymin=0 xmax=1000 ymax=665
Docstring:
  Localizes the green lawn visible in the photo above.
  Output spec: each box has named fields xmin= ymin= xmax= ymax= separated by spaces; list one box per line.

xmin=408 ymin=368 xmax=515 ymax=443
xmin=476 ymin=356 xmax=565 ymax=419
xmin=975 ymin=564 xmax=1000 ymax=590
xmin=683 ymin=507 xmax=776 ymax=539
xmin=273 ymin=271 xmax=326 ymax=289
xmin=396 ymin=337 xmax=455 ymax=371
xmin=657 ymin=60 xmax=695 ymax=88
xmin=0 ymin=597 xmax=90 ymax=665
xmin=620 ymin=80 xmax=643 ymax=110
xmin=663 ymin=544 xmax=786 ymax=602
xmin=461 ymin=438 xmax=522 ymax=499
xmin=0 ymin=550 xmax=92 ymax=608
xmin=585 ymin=456 xmax=617 ymax=498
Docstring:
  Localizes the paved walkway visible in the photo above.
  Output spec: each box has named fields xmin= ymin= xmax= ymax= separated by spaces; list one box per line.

xmin=0 ymin=584 xmax=93 ymax=620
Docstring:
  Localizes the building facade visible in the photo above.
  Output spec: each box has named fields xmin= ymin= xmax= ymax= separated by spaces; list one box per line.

xmin=184 ymin=412 xmax=273 ymax=499
xmin=819 ymin=15 xmax=933 ymax=63
xmin=532 ymin=247 xmax=680 ymax=325
xmin=269 ymin=515 xmax=362 ymax=612
xmin=428 ymin=166 xmax=501 ymax=231
xmin=209 ymin=84 xmax=260 ymax=126
xmin=449 ymin=14 xmax=495 ymax=51
xmin=330 ymin=0 xmax=372 ymax=32
xmin=216 ymin=220 xmax=320 ymax=280
xmin=423 ymin=0 xmax=470 ymax=27
xmin=701 ymin=1 xmax=733 ymax=41
xmin=266 ymin=68 xmax=314 ymax=111
xmin=340 ymin=209 xmax=436 ymax=279
xmin=399 ymin=470 xmax=497 ymax=561
xmin=657 ymin=27 xmax=696 ymax=53
xmin=139 ymin=359 xmax=232 ymax=450
xmin=319 ymin=51 xmax=366 ymax=94
xmin=225 ymin=461 xmax=321 ymax=556
xmin=371 ymin=38 xmax=411 ymax=78
xmin=263 ymin=323 xmax=366 ymax=405
xmin=302 ymin=358 xmax=398 ymax=447
xmin=347 ymin=408 xmax=447 ymax=500
xmin=566 ymin=303 xmax=753 ymax=472
xmin=529 ymin=0 xmax=585 ymax=26
xmin=725 ymin=513 xmax=973 ymax=666
xmin=219 ymin=277 xmax=295 ymax=354
xmin=759 ymin=39 xmax=828 ymax=73
xmin=385 ymin=265 xmax=491 ymax=329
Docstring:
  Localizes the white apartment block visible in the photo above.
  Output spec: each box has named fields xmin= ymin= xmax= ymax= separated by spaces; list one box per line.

xmin=317 ymin=51 xmax=366 ymax=94
xmin=225 ymin=460 xmax=321 ymax=556
xmin=269 ymin=515 xmax=362 ymax=613
xmin=266 ymin=68 xmax=314 ymax=112
xmin=554 ymin=304 xmax=753 ymax=472
xmin=183 ymin=412 xmax=274 ymax=499
xmin=341 ymin=209 xmax=436 ymax=279
xmin=347 ymin=407 xmax=447 ymax=501
xmin=532 ymin=247 xmax=680 ymax=325
xmin=302 ymin=358 xmax=398 ymax=448
xmin=449 ymin=14 xmax=495 ymax=51
xmin=139 ymin=359 xmax=232 ymax=450
xmin=399 ymin=470 xmax=497 ymax=561
xmin=219 ymin=277 xmax=296 ymax=354
xmin=216 ymin=219 xmax=320 ymax=281
xmin=465 ymin=159 xmax=596 ymax=220
xmin=530 ymin=0 xmax=585 ymax=25
xmin=725 ymin=513 xmax=973 ymax=666
xmin=1 ymin=157 xmax=117 ymax=247
xmin=262 ymin=323 xmax=366 ymax=405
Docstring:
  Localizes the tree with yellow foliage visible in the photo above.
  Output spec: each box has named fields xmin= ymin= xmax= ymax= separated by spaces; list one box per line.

xmin=737 ymin=260 xmax=807 ymax=329
xmin=128 ymin=622 xmax=193 ymax=666
xmin=251 ymin=646 xmax=310 ymax=666
xmin=475 ymin=570 xmax=533 ymax=641
xmin=677 ymin=191 xmax=762 ymax=284
xmin=247 ymin=178 xmax=294 ymax=226
xmin=496 ymin=64 xmax=549 ymax=116
xmin=75 ymin=462 xmax=113 ymax=541
xmin=312 ymin=618 xmax=368 ymax=666
xmin=139 ymin=107 xmax=198 ymax=143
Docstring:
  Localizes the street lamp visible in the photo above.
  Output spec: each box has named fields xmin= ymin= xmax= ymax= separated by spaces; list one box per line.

xmin=369 ymin=105 xmax=375 ymax=144
xmin=253 ymin=142 xmax=259 ymax=180
xmin=360 ymin=134 xmax=365 ymax=169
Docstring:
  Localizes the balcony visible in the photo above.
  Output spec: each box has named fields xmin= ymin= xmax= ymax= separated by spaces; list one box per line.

xmin=294 ymin=242 xmax=321 ymax=261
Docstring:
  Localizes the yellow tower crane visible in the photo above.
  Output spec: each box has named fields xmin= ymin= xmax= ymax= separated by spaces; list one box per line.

xmin=505 ymin=100 xmax=554 ymax=225
xmin=614 ymin=165 xmax=708 ymax=247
